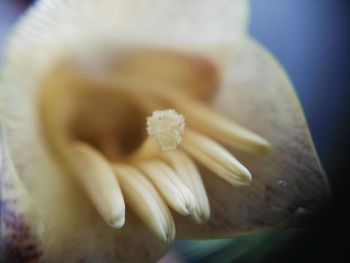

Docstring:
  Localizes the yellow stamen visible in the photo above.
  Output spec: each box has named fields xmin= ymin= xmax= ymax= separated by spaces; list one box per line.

xmin=38 ymin=62 xmax=272 ymax=242
xmin=91 ymin=74 xmax=270 ymax=153
xmin=169 ymin=96 xmax=271 ymax=154
xmin=69 ymin=142 xmax=125 ymax=228
xmin=114 ymin=164 xmax=175 ymax=243
xmin=139 ymin=160 xmax=196 ymax=216
xmin=162 ymin=151 xmax=210 ymax=224
xmin=182 ymin=129 xmax=252 ymax=186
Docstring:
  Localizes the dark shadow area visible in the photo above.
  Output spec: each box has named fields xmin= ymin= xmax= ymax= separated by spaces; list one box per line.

xmin=250 ymin=1 xmax=350 ymax=262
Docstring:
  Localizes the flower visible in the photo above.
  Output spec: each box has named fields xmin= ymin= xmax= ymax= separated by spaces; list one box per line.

xmin=0 ymin=0 xmax=329 ymax=262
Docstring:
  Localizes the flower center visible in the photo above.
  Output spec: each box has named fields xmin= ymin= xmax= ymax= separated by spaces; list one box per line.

xmin=38 ymin=50 xmax=270 ymax=243
xmin=39 ymin=62 xmax=152 ymax=162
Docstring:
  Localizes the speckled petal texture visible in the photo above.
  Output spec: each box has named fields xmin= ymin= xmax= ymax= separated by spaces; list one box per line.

xmin=175 ymin=38 xmax=330 ymax=238
xmin=0 ymin=128 xmax=45 ymax=262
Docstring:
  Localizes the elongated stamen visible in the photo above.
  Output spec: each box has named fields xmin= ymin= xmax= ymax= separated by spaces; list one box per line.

xmin=139 ymin=161 xmax=196 ymax=216
xmin=69 ymin=142 xmax=125 ymax=228
xmin=90 ymin=74 xmax=270 ymax=153
xmin=36 ymin=53 xmax=275 ymax=246
xmin=170 ymin=96 xmax=271 ymax=154
xmin=162 ymin=151 xmax=210 ymax=224
xmin=114 ymin=164 xmax=175 ymax=243
xmin=181 ymin=129 xmax=252 ymax=186
xmin=129 ymin=137 xmax=160 ymax=161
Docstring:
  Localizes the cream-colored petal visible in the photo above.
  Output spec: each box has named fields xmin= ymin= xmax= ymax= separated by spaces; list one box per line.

xmin=0 ymin=129 xmax=45 ymax=262
xmin=3 ymin=0 xmax=249 ymax=78
xmin=175 ymin=38 xmax=330 ymax=238
xmin=42 ymin=210 xmax=170 ymax=262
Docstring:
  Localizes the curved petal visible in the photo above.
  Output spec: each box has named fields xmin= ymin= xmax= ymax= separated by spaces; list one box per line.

xmin=3 ymin=0 xmax=249 ymax=75
xmin=40 ymin=213 xmax=169 ymax=262
xmin=175 ymin=38 xmax=330 ymax=238
xmin=0 ymin=127 xmax=45 ymax=262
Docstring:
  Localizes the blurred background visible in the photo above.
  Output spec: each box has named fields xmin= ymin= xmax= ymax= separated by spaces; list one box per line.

xmin=1 ymin=0 xmax=349 ymax=262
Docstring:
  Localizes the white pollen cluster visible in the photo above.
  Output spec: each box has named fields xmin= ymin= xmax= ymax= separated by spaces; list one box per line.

xmin=146 ymin=109 xmax=185 ymax=151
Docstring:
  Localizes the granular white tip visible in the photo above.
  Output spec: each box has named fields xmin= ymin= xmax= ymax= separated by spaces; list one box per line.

xmin=146 ymin=109 xmax=185 ymax=151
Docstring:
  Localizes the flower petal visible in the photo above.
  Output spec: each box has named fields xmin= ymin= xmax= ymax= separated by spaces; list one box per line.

xmin=175 ymin=38 xmax=330 ymax=238
xmin=0 ymin=127 xmax=45 ymax=262
xmin=3 ymin=0 xmax=249 ymax=80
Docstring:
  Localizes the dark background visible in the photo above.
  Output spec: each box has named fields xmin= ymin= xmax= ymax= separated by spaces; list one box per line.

xmin=250 ymin=1 xmax=350 ymax=262
xmin=1 ymin=1 xmax=349 ymax=262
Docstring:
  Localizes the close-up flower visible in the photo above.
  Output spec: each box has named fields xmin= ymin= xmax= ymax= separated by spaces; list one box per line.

xmin=0 ymin=0 xmax=331 ymax=262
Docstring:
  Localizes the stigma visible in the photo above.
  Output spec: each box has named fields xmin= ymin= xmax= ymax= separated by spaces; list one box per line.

xmin=146 ymin=109 xmax=185 ymax=151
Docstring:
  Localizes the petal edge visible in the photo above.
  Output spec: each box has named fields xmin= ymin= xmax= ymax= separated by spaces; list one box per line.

xmin=176 ymin=38 xmax=330 ymax=238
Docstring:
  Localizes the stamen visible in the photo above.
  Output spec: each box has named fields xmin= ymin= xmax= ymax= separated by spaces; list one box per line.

xmin=171 ymin=97 xmax=271 ymax=154
xmin=146 ymin=109 xmax=185 ymax=151
xmin=129 ymin=137 xmax=160 ymax=161
xmin=93 ymin=74 xmax=269 ymax=154
xmin=139 ymin=161 xmax=196 ymax=216
xmin=114 ymin=164 xmax=175 ymax=243
xmin=69 ymin=142 xmax=125 ymax=229
xmin=182 ymin=129 xmax=252 ymax=186
xmin=162 ymin=151 xmax=210 ymax=224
